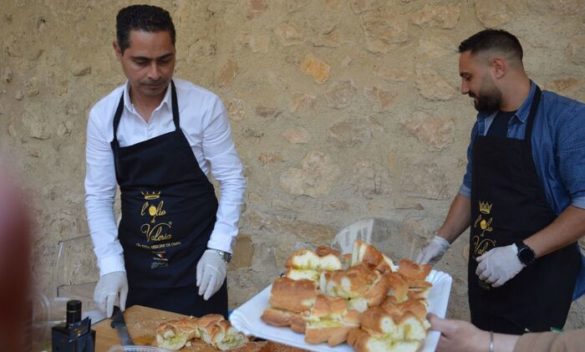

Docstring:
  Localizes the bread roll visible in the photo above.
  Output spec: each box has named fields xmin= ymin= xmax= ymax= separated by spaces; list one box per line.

xmin=195 ymin=314 xmax=248 ymax=351
xmin=285 ymin=246 xmax=343 ymax=271
xmin=261 ymin=307 xmax=306 ymax=333
xmin=384 ymin=272 xmax=409 ymax=303
xmin=320 ymin=263 xmax=381 ymax=299
xmin=351 ymin=240 xmax=397 ymax=273
xmin=304 ymin=295 xmax=360 ymax=346
xmin=380 ymin=297 xmax=427 ymax=321
xmin=397 ymin=259 xmax=431 ymax=280
xmin=359 ymin=307 xmax=401 ymax=340
xmin=395 ymin=312 xmax=427 ymax=341
xmin=196 ymin=314 xmax=225 ymax=335
xmin=283 ymin=268 xmax=320 ymax=282
xmin=155 ymin=316 xmax=199 ymax=351
xmin=208 ymin=321 xmax=249 ymax=351
xmin=269 ymin=277 xmax=318 ymax=313
xmin=314 ymin=246 xmax=343 ymax=271
xmin=347 ymin=327 xmax=421 ymax=352
xmin=304 ymin=325 xmax=355 ymax=346
xmin=359 ymin=306 xmax=429 ymax=343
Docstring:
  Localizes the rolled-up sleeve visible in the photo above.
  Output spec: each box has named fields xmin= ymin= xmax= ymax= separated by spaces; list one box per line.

xmin=458 ymin=122 xmax=478 ymax=198
xmin=201 ymin=98 xmax=246 ymax=254
xmin=558 ymin=104 xmax=585 ymax=210
xmin=85 ymin=108 xmax=125 ymax=275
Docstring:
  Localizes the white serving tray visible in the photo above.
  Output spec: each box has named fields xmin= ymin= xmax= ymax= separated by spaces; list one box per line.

xmin=230 ymin=270 xmax=452 ymax=352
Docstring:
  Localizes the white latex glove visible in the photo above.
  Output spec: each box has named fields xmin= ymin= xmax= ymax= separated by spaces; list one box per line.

xmin=196 ymin=249 xmax=227 ymax=301
xmin=93 ymin=271 xmax=128 ymax=318
xmin=476 ymin=244 xmax=524 ymax=287
xmin=415 ymin=235 xmax=450 ymax=265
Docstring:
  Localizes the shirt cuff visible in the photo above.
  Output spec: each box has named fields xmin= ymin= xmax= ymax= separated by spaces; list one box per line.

xmin=98 ymin=255 xmax=126 ymax=276
xmin=207 ymin=233 xmax=236 ymax=254
xmin=458 ymin=184 xmax=471 ymax=198
xmin=571 ymin=196 xmax=585 ymax=210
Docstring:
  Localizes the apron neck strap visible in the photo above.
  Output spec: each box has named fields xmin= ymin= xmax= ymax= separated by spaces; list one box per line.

xmin=170 ymin=80 xmax=180 ymax=130
xmin=112 ymin=80 xmax=180 ymax=142
xmin=112 ymin=94 xmax=124 ymax=143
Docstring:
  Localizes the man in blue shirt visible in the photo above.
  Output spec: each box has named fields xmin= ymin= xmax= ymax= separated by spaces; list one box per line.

xmin=415 ymin=29 xmax=585 ymax=334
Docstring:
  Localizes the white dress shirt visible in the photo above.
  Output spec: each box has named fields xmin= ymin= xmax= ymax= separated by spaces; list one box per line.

xmin=85 ymin=78 xmax=246 ymax=276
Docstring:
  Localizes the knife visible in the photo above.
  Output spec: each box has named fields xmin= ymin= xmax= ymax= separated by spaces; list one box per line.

xmin=111 ymin=305 xmax=134 ymax=346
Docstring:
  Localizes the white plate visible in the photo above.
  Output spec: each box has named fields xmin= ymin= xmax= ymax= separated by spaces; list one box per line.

xmin=230 ymin=270 xmax=452 ymax=352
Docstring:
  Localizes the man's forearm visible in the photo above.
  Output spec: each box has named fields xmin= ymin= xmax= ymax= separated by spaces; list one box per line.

xmin=86 ymin=195 xmax=125 ymax=275
xmin=524 ymin=205 xmax=585 ymax=258
xmin=437 ymin=193 xmax=472 ymax=243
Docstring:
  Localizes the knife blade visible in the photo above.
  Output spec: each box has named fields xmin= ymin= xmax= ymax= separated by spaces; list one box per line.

xmin=111 ymin=306 xmax=134 ymax=346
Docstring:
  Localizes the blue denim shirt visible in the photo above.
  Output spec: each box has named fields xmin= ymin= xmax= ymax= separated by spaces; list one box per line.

xmin=460 ymin=81 xmax=585 ymax=214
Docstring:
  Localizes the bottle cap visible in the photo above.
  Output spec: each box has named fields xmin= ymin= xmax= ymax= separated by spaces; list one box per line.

xmin=66 ymin=300 xmax=82 ymax=325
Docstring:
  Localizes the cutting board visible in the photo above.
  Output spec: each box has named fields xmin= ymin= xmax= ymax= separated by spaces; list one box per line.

xmin=93 ymin=305 xmax=305 ymax=352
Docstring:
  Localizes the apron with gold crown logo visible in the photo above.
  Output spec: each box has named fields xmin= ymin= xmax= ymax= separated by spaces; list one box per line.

xmin=110 ymin=81 xmax=227 ymax=316
xmin=468 ymin=86 xmax=580 ymax=334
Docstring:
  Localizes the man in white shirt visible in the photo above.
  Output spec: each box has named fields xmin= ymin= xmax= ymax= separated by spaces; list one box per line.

xmin=85 ymin=4 xmax=246 ymax=318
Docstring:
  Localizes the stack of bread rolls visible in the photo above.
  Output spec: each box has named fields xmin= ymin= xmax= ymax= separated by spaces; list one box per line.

xmin=261 ymin=240 xmax=432 ymax=352
xmin=156 ymin=314 xmax=248 ymax=351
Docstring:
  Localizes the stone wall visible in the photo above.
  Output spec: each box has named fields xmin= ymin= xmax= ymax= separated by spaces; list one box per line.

xmin=2 ymin=0 xmax=585 ymax=329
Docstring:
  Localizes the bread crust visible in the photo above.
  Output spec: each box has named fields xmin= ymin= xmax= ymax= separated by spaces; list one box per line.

xmin=383 ymin=272 xmax=410 ymax=303
xmin=269 ymin=277 xmax=318 ymax=313
xmin=380 ymin=297 xmax=427 ymax=321
xmin=397 ymin=259 xmax=431 ymax=280
xmin=304 ymin=325 xmax=354 ymax=346
xmin=284 ymin=246 xmax=343 ymax=271
xmin=155 ymin=316 xmax=199 ymax=350
xmin=321 ymin=263 xmax=380 ymax=299
xmin=261 ymin=307 xmax=306 ymax=333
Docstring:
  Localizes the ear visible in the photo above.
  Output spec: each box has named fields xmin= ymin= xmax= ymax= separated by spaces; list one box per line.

xmin=490 ymin=57 xmax=507 ymax=79
xmin=113 ymin=40 xmax=123 ymax=59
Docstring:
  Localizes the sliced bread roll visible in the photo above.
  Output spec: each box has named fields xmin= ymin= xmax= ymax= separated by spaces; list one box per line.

xmin=304 ymin=295 xmax=361 ymax=346
xmin=155 ymin=316 xmax=199 ymax=351
xmin=197 ymin=314 xmax=248 ymax=351
xmin=261 ymin=307 xmax=307 ymax=333
xmin=269 ymin=277 xmax=318 ymax=313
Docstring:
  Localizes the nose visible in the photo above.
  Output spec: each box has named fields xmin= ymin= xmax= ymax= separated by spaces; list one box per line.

xmin=460 ymin=80 xmax=469 ymax=95
xmin=147 ymin=62 xmax=161 ymax=80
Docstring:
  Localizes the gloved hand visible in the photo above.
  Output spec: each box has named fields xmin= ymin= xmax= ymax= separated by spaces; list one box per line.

xmin=94 ymin=271 xmax=128 ymax=318
xmin=196 ymin=249 xmax=227 ymax=301
xmin=415 ymin=235 xmax=450 ymax=265
xmin=476 ymin=244 xmax=524 ymax=287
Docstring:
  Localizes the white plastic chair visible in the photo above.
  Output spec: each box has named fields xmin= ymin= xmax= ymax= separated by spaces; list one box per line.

xmin=331 ymin=218 xmax=375 ymax=254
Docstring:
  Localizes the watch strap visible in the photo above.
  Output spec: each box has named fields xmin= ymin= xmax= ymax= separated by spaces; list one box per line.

xmin=211 ymin=249 xmax=232 ymax=263
xmin=515 ymin=241 xmax=535 ymax=266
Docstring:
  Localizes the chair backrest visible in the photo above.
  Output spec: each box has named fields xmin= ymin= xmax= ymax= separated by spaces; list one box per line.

xmin=32 ymin=235 xmax=103 ymax=349
xmin=331 ymin=218 xmax=375 ymax=254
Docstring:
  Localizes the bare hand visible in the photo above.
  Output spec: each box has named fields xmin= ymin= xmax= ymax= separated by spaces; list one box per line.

xmin=428 ymin=313 xmax=489 ymax=352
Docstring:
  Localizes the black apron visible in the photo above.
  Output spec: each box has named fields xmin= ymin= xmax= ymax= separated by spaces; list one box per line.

xmin=468 ymin=86 xmax=580 ymax=334
xmin=110 ymin=81 xmax=228 ymax=317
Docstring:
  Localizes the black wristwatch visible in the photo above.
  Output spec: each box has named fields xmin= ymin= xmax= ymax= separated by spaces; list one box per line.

xmin=516 ymin=241 xmax=536 ymax=266
xmin=212 ymin=249 xmax=232 ymax=263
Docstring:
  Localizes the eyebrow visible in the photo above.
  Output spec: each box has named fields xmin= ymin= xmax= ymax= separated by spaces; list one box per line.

xmin=131 ymin=53 xmax=175 ymax=61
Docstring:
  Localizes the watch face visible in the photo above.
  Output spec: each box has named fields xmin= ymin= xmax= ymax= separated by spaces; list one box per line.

xmin=518 ymin=246 xmax=535 ymax=265
xmin=216 ymin=250 xmax=232 ymax=263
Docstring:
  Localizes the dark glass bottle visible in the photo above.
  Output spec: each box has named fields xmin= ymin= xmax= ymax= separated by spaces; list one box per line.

xmin=51 ymin=300 xmax=96 ymax=352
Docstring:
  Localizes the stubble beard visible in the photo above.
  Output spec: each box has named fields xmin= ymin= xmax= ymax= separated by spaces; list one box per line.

xmin=471 ymin=82 xmax=502 ymax=113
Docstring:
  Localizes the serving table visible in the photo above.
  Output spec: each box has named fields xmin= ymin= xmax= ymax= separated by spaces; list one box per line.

xmin=93 ymin=305 xmax=305 ymax=352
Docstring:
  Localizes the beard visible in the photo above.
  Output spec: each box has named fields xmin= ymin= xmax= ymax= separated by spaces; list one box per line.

xmin=469 ymin=79 xmax=502 ymax=113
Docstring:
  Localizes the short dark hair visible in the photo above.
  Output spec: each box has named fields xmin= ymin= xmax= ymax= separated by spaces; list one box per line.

xmin=458 ymin=29 xmax=523 ymax=62
xmin=116 ymin=4 xmax=176 ymax=54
